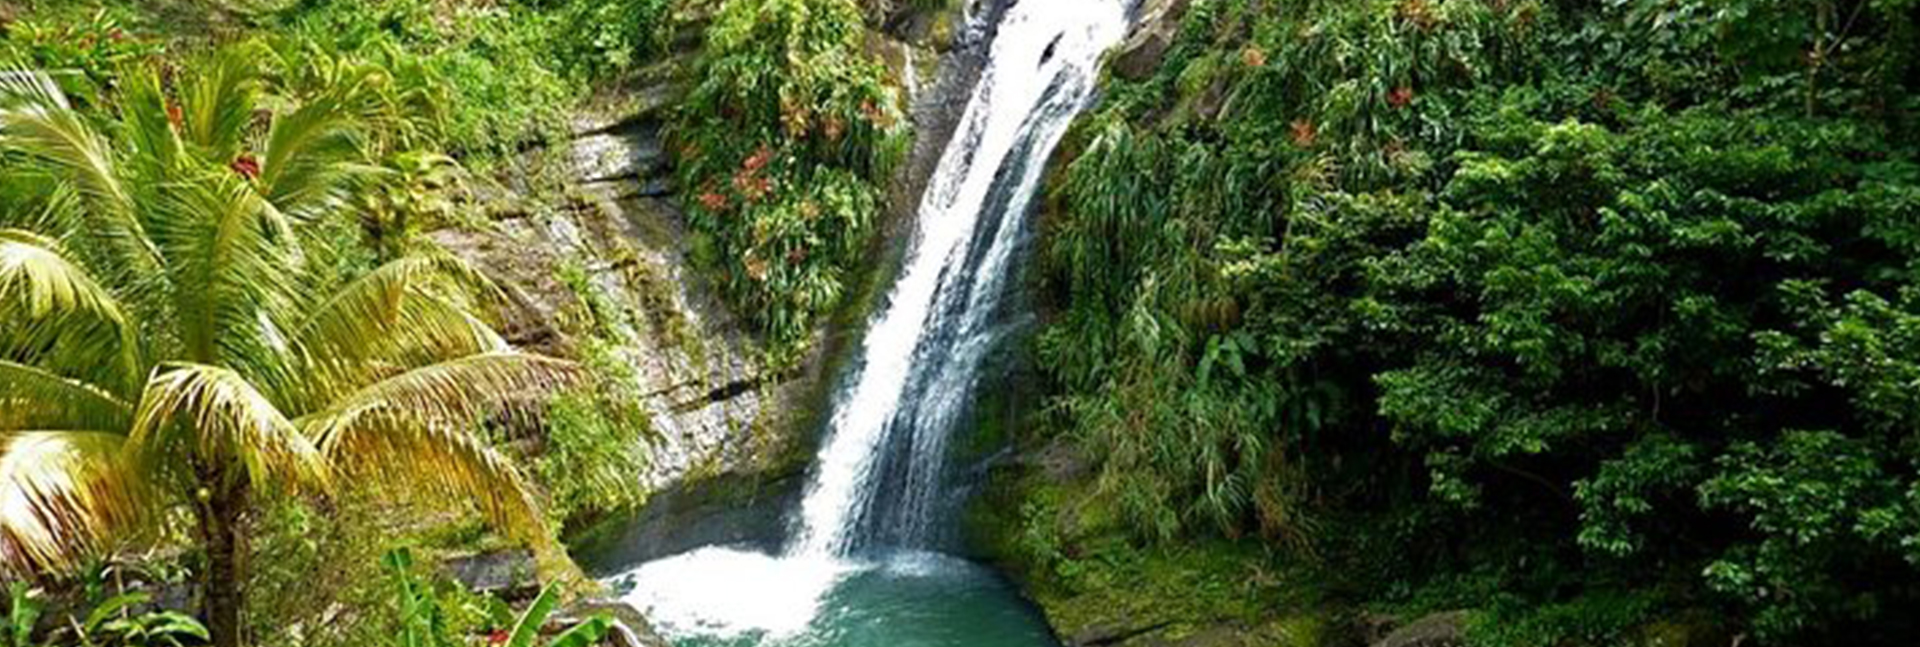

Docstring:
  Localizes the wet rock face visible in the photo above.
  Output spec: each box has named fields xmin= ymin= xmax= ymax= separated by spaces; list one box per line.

xmin=432 ymin=62 xmax=796 ymax=496
xmin=1112 ymin=0 xmax=1190 ymax=81
xmin=442 ymin=550 xmax=540 ymax=598
xmin=433 ymin=0 xmax=988 ymax=532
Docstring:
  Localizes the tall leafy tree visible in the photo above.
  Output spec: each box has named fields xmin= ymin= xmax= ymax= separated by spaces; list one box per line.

xmin=0 ymin=47 xmax=578 ymax=647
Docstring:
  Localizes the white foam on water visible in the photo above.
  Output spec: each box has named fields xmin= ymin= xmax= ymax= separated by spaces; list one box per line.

xmin=619 ymin=547 xmax=852 ymax=640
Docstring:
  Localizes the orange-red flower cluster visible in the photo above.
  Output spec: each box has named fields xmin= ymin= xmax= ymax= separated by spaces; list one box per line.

xmin=733 ymin=146 xmax=776 ymax=203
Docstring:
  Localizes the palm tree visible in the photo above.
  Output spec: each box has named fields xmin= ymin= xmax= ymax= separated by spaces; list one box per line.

xmin=0 ymin=48 xmax=579 ymax=647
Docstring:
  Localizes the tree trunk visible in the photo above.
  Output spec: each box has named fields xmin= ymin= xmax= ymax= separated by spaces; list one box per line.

xmin=198 ymin=482 xmax=249 ymax=647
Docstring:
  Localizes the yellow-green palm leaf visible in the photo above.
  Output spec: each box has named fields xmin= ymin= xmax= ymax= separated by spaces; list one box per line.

xmin=304 ymin=353 xmax=581 ymax=543
xmin=128 ymin=364 xmax=329 ymax=494
xmin=282 ymin=253 xmax=507 ymax=408
xmin=177 ymin=49 xmax=260 ymax=163
xmin=0 ymin=431 xmax=146 ymax=577
xmin=0 ymin=361 xmax=133 ymax=432
xmin=0 ymin=72 xmax=158 ymax=271
xmin=257 ymin=83 xmax=378 ymax=221
xmin=145 ymin=175 xmax=302 ymax=374
xmin=0 ymin=229 xmax=142 ymax=394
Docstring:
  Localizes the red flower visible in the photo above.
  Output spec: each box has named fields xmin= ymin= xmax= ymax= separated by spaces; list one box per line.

xmin=109 ymin=28 xmax=126 ymax=42
xmin=1388 ymin=86 xmax=1415 ymax=109
xmin=1289 ymin=119 xmax=1317 ymax=147
xmin=230 ymin=155 xmax=260 ymax=180
xmin=487 ymin=629 xmax=509 ymax=645
xmin=166 ymin=103 xmax=183 ymax=129
xmin=698 ymin=191 xmax=730 ymax=212
xmin=742 ymin=146 xmax=773 ymax=173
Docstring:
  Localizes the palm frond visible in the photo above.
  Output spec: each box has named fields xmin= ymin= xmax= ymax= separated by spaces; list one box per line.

xmin=0 ymin=229 xmax=142 ymax=393
xmin=0 ymin=72 xmax=160 ymax=271
xmin=0 ymin=361 xmax=132 ymax=432
xmin=127 ymin=364 xmax=328 ymax=494
xmin=146 ymin=175 xmax=302 ymax=372
xmin=0 ymin=183 xmax=83 ymax=240
xmin=257 ymin=78 xmax=377 ymax=221
xmin=0 ymin=229 xmax=126 ymax=319
xmin=303 ymin=352 xmax=581 ymax=438
xmin=283 ymin=253 xmax=505 ymax=389
xmin=302 ymin=353 xmax=582 ymax=543
xmin=117 ymin=65 xmax=185 ymax=175
xmin=178 ymin=48 xmax=261 ymax=162
xmin=0 ymin=431 xmax=147 ymax=577
xmin=331 ymin=415 xmax=549 ymax=548
xmin=0 ymin=70 xmax=70 ymax=111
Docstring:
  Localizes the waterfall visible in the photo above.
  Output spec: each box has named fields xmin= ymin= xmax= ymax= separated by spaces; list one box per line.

xmin=616 ymin=2 xmax=1129 ymax=641
xmin=789 ymin=0 xmax=1129 ymax=559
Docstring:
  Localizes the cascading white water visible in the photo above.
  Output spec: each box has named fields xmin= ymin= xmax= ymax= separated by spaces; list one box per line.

xmin=790 ymin=0 xmax=1129 ymax=559
xmin=615 ymin=1 xmax=1129 ymax=642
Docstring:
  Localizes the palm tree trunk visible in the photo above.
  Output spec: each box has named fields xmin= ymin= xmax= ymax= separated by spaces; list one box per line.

xmin=197 ymin=482 xmax=248 ymax=647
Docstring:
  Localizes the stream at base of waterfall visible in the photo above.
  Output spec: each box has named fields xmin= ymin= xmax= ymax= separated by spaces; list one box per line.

xmin=604 ymin=2 xmax=1130 ymax=645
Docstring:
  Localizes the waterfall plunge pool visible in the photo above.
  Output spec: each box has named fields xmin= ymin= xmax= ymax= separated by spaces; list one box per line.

xmin=607 ymin=547 xmax=1059 ymax=647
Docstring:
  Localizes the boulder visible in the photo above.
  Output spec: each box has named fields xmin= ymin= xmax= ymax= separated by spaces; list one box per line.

xmin=559 ymin=599 xmax=671 ymax=647
xmin=442 ymin=550 xmax=539 ymax=598
xmin=1372 ymin=611 xmax=1470 ymax=647
xmin=1070 ymin=621 xmax=1174 ymax=646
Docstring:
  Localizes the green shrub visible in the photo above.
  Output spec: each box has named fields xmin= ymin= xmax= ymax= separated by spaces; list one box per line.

xmin=673 ymin=0 xmax=908 ymax=364
xmin=0 ymin=8 xmax=163 ymax=107
xmin=537 ymin=378 xmax=651 ymax=527
xmin=263 ymin=0 xmax=581 ymax=156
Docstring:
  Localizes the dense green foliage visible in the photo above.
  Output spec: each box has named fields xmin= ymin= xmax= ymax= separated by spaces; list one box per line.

xmin=1026 ymin=0 xmax=1920 ymax=642
xmin=0 ymin=2 xmax=675 ymax=644
xmin=383 ymin=548 xmax=610 ymax=647
xmin=674 ymin=0 xmax=908 ymax=362
xmin=4 ymin=579 xmax=208 ymax=647
xmin=259 ymin=0 xmax=670 ymax=156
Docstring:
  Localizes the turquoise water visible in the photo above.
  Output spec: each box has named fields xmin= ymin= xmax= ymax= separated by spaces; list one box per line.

xmin=607 ymin=548 xmax=1061 ymax=647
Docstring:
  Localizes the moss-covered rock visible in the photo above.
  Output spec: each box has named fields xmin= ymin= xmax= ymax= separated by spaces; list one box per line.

xmin=968 ymin=440 xmax=1349 ymax=647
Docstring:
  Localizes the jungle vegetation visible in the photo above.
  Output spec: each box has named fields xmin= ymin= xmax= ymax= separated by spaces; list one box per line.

xmin=5 ymin=0 xmax=1920 ymax=646
xmin=0 ymin=40 xmax=582 ymax=647
xmin=0 ymin=0 xmax=918 ymax=645
xmin=0 ymin=1 xmax=677 ymax=645
xmin=1001 ymin=0 xmax=1920 ymax=644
